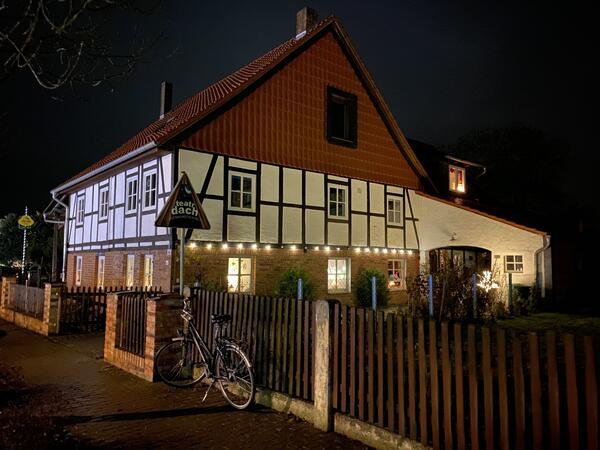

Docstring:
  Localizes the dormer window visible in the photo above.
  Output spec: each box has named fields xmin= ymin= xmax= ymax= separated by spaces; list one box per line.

xmin=449 ymin=165 xmax=466 ymax=193
xmin=326 ymin=87 xmax=357 ymax=147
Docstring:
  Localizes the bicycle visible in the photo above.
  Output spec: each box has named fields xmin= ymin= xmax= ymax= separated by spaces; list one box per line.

xmin=155 ymin=295 xmax=255 ymax=410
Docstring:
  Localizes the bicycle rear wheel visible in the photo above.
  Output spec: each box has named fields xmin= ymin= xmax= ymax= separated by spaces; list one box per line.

xmin=155 ymin=339 xmax=207 ymax=387
xmin=215 ymin=345 xmax=255 ymax=409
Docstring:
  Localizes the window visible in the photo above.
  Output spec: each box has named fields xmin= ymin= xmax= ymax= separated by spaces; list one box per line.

xmin=75 ymin=256 xmax=83 ymax=286
xmin=126 ymin=178 xmax=138 ymax=212
xmin=99 ymin=188 xmax=109 ymax=219
xmin=143 ymin=255 xmax=154 ymax=288
xmin=387 ymin=196 xmax=402 ymax=224
xmin=97 ymin=256 xmax=105 ymax=288
xmin=229 ymin=172 xmax=255 ymax=212
xmin=328 ymin=185 xmax=347 ymax=219
xmin=227 ymin=257 xmax=252 ymax=293
xmin=326 ymin=87 xmax=357 ymax=147
xmin=143 ymin=172 xmax=157 ymax=209
xmin=504 ymin=255 xmax=524 ymax=273
xmin=328 ymin=258 xmax=350 ymax=293
xmin=76 ymin=196 xmax=85 ymax=224
xmin=387 ymin=259 xmax=407 ymax=290
xmin=449 ymin=165 xmax=466 ymax=193
xmin=126 ymin=254 xmax=135 ymax=287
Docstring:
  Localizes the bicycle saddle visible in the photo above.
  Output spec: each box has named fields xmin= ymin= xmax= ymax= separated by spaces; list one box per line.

xmin=211 ymin=314 xmax=232 ymax=324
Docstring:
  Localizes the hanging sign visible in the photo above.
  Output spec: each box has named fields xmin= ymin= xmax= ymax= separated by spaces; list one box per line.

xmin=155 ymin=171 xmax=210 ymax=230
xmin=18 ymin=214 xmax=35 ymax=229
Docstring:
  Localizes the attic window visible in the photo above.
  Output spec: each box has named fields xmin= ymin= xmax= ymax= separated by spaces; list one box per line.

xmin=327 ymin=87 xmax=357 ymax=147
xmin=449 ymin=165 xmax=466 ymax=193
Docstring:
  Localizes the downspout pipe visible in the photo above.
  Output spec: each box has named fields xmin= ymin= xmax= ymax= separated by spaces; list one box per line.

xmin=534 ymin=234 xmax=551 ymax=299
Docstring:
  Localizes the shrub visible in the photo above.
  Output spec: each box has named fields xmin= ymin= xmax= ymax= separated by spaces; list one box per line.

xmin=511 ymin=284 xmax=538 ymax=315
xmin=275 ymin=267 xmax=315 ymax=300
xmin=356 ymin=268 xmax=389 ymax=308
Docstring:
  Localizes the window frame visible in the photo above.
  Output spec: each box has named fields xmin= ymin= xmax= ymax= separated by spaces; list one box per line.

xmin=126 ymin=177 xmax=139 ymax=213
xmin=228 ymin=171 xmax=256 ymax=213
xmin=327 ymin=257 xmax=351 ymax=293
xmin=143 ymin=254 xmax=154 ymax=288
xmin=99 ymin=187 xmax=109 ymax=220
xmin=326 ymin=86 xmax=358 ymax=148
xmin=504 ymin=255 xmax=524 ymax=273
xmin=328 ymin=184 xmax=348 ymax=220
xmin=143 ymin=171 xmax=158 ymax=210
xmin=126 ymin=254 xmax=135 ymax=287
xmin=227 ymin=256 xmax=253 ymax=293
xmin=76 ymin=195 xmax=85 ymax=225
xmin=75 ymin=256 xmax=83 ymax=287
xmin=387 ymin=259 xmax=407 ymax=290
xmin=97 ymin=255 xmax=105 ymax=288
xmin=386 ymin=195 xmax=403 ymax=225
xmin=449 ymin=165 xmax=466 ymax=193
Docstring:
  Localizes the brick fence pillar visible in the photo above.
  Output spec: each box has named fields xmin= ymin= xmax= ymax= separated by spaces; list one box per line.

xmin=1 ymin=276 xmax=16 ymax=310
xmin=43 ymin=282 xmax=63 ymax=335
xmin=313 ymin=300 xmax=334 ymax=431
xmin=144 ymin=294 xmax=183 ymax=381
xmin=103 ymin=293 xmax=119 ymax=366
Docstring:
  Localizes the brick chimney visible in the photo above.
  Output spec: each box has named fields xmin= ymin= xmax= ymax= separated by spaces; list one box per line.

xmin=160 ymin=81 xmax=173 ymax=118
xmin=295 ymin=7 xmax=318 ymax=40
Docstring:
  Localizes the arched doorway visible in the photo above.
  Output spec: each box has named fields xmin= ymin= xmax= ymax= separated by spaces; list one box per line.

xmin=429 ymin=246 xmax=491 ymax=273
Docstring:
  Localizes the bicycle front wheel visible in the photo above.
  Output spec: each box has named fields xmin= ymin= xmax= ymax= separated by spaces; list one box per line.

xmin=155 ymin=339 xmax=207 ymax=387
xmin=216 ymin=345 xmax=255 ymax=409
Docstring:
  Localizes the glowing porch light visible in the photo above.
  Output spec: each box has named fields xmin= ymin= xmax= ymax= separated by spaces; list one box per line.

xmin=399 ymin=249 xmax=405 ymax=254
xmin=314 ymin=246 xmax=320 ymax=251
xmin=237 ymin=243 xmax=244 ymax=249
xmin=206 ymin=243 xmax=212 ymax=249
xmin=391 ymin=249 xmax=397 ymax=254
xmin=354 ymin=247 xmax=361 ymax=253
xmin=324 ymin=246 xmax=331 ymax=252
xmin=383 ymin=248 xmax=388 ymax=254
xmin=188 ymin=242 xmax=197 ymax=248
xmin=265 ymin=244 xmax=271 ymax=250
xmin=407 ymin=250 xmax=413 ymax=255
xmin=291 ymin=245 xmax=297 ymax=250
xmin=336 ymin=247 xmax=340 ymax=251
xmin=222 ymin=243 xmax=228 ymax=249
xmin=374 ymin=248 xmax=380 ymax=253
xmin=251 ymin=243 xmax=258 ymax=249
xmin=365 ymin=248 xmax=370 ymax=253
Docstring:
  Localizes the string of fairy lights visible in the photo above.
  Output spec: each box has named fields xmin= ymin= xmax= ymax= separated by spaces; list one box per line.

xmin=187 ymin=241 xmax=415 ymax=255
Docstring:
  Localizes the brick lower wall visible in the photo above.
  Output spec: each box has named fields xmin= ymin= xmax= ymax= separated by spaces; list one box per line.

xmin=66 ymin=249 xmax=172 ymax=290
xmin=178 ymin=246 xmax=419 ymax=306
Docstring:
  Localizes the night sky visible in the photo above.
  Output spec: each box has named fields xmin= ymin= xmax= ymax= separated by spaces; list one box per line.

xmin=0 ymin=1 xmax=595 ymax=218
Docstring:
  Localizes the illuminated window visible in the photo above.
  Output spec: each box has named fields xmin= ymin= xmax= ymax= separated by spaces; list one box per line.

xmin=228 ymin=257 xmax=253 ymax=293
xmin=328 ymin=258 xmax=350 ymax=293
xmin=97 ymin=256 xmax=105 ymax=288
xmin=76 ymin=196 xmax=85 ymax=224
xmin=229 ymin=172 xmax=255 ymax=212
xmin=326 ymin=86 xmax=357 ymax=147
xmin=504 ymin=255 xmax=523 ymax=273
xmin=387 ymin=196 xmax=402 ymax=224
xmin=387 ymin=259 xmax=407 ymax=290
xmin=99 ymin=188 xmax=109 ymax=219
xmin=126 ymin=254 xmax=135 ymax=287
xmin=328 ymin=185 xmax=347 ymax=219
xmin=143 ymin=255 xmax=154 ymax=287
xmin=126 ymin=178 xmax=138 ymax=212
xmin=449 ymin=165 xmax=466 ymax=193
xmin=143 ymin=172 xmax=157 ymax=209
xmin=75 ymin=256 xmax=83 ymax=287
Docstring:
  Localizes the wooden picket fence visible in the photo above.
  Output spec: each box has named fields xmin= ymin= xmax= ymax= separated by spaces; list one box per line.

xmin=191 ymin=289 xmax=315 ymax=402
xmin=114 ymin=289 xmax=161 ymax=356
xmin=331 ymin=304 xmax=599 ymax=450
xmin=7 ymin=283 xmax=45 ymax=318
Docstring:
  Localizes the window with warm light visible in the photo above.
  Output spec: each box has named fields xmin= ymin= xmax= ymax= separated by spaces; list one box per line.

xmin=387 ymin=196 xmax=402 ymax=224
xmin=504 ymin=255 xmax=523 ymax=273
xmin=228 ymin=257 xmax=253 ymax=293
xmin=328 ymin=185 xmax=347 ymax=219
xmin=75 ymin=256 xmax=83 ymax=286
xmin=229 ymin=172 xmax=255 ymax=212
xmin=449 ymin=165 xmax=466 ymax=193
xmin=328 ymin=258 xmax=350 ymax=293
xmin=387 ymin=259 xmax=407 ymax=290
xmin=97 ymin=256 xmax=105 ymax=288
xmin=126 ymin=254 xmax=135 ymax=287
xmin=143 ymin=255 xmax=154 ymax=287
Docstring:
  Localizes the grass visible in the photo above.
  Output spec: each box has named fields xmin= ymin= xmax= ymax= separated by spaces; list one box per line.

xmin=496 ymin=312 xmax=600 ymax=335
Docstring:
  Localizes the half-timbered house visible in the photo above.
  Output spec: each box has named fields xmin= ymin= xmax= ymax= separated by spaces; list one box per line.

xmin=47 ymin=8 xmax=552 ymax=304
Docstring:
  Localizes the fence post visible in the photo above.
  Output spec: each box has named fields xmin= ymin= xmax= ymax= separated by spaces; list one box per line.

xmin=371 ymin=276 xmax=377 ymax=310
xmin=314 ymin=300 xmax=333 ymax=431
xmin=428 ymin=274 xmax=433 ymax=317
xmin=43 ymin=282 xmax=63 ymax=335
xmin=297 ymin=278 xmax=303 ymax=301
xmin=472 ymin=273 xmax=477 ymax=319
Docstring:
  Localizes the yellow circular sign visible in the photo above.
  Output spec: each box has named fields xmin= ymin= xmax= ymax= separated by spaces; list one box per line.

xmin=18 ymin=214 xmax=35 ymax=229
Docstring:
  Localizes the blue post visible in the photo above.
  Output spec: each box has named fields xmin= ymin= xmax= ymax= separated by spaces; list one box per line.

xmin=297 ymin=277 xmax=303 ymax=301
xmin=508 ymin=273 xmax=513 ymax=311
xmin=428 ymin=274 xmax=433 ymax=317
xmin=371 ymin=276 xmax=377 ymax=310
xmin=472 ymin=273 xmax=477 ymax=319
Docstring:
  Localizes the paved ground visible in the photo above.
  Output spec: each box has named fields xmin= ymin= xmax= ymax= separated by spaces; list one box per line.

xmin=0 ymin=319 xmax=369 ymax=449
